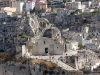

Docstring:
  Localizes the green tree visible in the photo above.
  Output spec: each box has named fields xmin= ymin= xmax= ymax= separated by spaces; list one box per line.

xmin=78 ymin=43 xmax=85 ymax=49
xmin=83 ymin=70 xmax=91 ymax=74
xmin=50 ymin=5 xmax=55 ymax=12
xmin=12 ymin=12 xmax=16 ymax=16
xmin=47 ymin=0 xmax=51 ymax=5
xmin=77 ymin=22 xmax=80 ymax=25
xmin=70 ymin=12 xmax=75 ymax=15
xmin=51 ymin=6 xmax=55 ymax=9
xmin=21 ymin=34 xmax=28 ymax=38
xmin=45 ymin=20 xmax=50 ymax=25
xmin=91 ymin=10 xmax=100 ymax=14
xmin=82 ymin=12 xmax=91 ymax=15
xmin=75 ymin=9 xmax=82 ymax=13
xmin=52 ymin=12 xmax=57 ymax=15
xmin=63 ymin=0 xmax=66 ymax=3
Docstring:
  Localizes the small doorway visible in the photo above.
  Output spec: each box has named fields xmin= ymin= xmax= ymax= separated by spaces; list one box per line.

xmin=45 ymin=48 xmax=48 ymax=53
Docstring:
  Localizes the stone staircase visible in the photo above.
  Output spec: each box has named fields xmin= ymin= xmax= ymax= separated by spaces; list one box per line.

xmin=51 ymin=59 xmax=76 ymax=70
xmin=30 ymin=56 xmax=77 ymax=71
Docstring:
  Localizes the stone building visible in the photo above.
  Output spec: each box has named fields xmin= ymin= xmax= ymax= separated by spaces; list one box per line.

xmin=0 ymin=0 xmax=16 ymax=7
xmin=21 ymin=14 xmax=65 ymax=56
xmin=26 ymin=37 xmax=64 ymax=55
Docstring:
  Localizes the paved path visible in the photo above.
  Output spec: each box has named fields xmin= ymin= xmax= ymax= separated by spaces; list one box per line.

xmin=29 ymin=55 xmax=77 ymax=71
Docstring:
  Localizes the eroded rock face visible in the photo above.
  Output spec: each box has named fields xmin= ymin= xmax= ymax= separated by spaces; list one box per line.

xmin=25 ymin=14 xmax=63 ymax=44
xmin=0 ymin=62 xmax=29 ymax=75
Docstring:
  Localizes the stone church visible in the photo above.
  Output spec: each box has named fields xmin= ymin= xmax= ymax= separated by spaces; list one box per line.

xmin=22 ymin=13 xmax=65 ymax=56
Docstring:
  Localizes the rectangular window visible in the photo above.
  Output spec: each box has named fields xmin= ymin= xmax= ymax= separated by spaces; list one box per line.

xmin=44 ymin=41 xmax=45 ymax=44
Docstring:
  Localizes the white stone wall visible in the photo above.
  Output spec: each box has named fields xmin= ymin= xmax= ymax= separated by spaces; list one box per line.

xmin=6 ymin=11 xmax=12 ymax=16
xmin=32 ymin=37 xmax=64 ymax=55
xmin=82 ymin=9 xmax=94 ymax=13
xmin=13 ymin=2 xmax=24 ymax=14
xmin=91 ymin=2 xmax=100 ymax=8
xmin=67 ymin=2 xmax=82 ymax=10
xmin=22 ymin=45 xmax=30 ymax=57
xmin=82 ymin=1 xmax=92 ymax=8
xmin=26 ymin=1 xmax=35 ymax=11
xmin=81 ymin=26 xmax=89 ymax=33
xmin=66 ymin=41 xmax=78 ymax=50
xmin=37 ymin=37 xmax=63 ymax=55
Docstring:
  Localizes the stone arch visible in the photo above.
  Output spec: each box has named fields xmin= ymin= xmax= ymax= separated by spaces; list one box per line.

xmin=39 ymin=18 xmax=51 ymax=28
xmin=43 ymin=29 xmax=53 ymax=38
xmin=41 ymin=26 xmax=61 ymax=40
